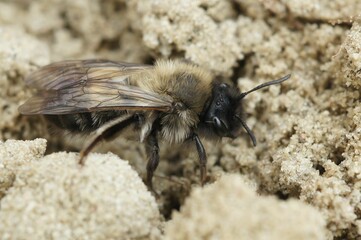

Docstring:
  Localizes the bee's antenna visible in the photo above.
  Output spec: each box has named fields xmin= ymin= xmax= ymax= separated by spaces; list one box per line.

xmin=234 ymin=115 xmax=257 ymax=146
xmin=239 ymin=74 xmax=291 ymax=99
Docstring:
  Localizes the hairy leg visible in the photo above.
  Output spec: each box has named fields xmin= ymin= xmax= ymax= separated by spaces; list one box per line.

xmin=79 ymin=114 xmax=135 ymax=165
xmin=145 ymin=129 xmax=159 ymax=192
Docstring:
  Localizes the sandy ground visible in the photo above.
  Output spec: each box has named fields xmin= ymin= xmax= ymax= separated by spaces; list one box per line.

xmin=0 ymin=0 xmax=360 ymax=239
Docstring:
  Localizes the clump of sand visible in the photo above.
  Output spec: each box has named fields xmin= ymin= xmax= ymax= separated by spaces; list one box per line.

xmin=165 ymin=174 xmax=327 ymax=240
xmin=0 ymin=139 xmax=161 ymax=240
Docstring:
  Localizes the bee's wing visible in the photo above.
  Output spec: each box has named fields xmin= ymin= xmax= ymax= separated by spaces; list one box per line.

xmin=24 ymin=59 xmax=152 ymax=90
xmin=19 ymin=60 xmax=173 ymax=115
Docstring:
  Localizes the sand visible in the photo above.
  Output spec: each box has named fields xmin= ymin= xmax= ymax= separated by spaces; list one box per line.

xmin=0 ymin=0 xmax=360 ymax=239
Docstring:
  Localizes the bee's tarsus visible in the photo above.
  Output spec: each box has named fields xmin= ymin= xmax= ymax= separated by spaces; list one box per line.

xmin=78 ymin=152 xmax=87 ymax=166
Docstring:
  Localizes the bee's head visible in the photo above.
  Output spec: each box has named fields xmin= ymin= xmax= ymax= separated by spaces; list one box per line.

xmin=203 ymin=74 xmax=291 ymax=146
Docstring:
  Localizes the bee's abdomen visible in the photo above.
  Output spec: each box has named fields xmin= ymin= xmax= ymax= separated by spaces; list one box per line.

xmin=45 ymin=111 xmax=123 ymax=133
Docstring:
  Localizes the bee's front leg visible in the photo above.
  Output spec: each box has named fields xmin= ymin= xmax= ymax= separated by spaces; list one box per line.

xmin=192 ymin=133 xmax=207 ymax=186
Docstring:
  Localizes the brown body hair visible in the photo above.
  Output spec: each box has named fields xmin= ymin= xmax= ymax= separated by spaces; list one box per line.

xmin=133 ymin=60 xmax=213 ymax=143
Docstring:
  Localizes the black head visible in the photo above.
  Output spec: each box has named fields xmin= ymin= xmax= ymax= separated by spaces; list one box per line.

xmin=201 ymin=74 xmax=291 ymax=146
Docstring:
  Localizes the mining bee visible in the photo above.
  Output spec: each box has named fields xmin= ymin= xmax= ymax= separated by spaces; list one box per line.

xmin=19 ymin=59 xmax=290 ymax=190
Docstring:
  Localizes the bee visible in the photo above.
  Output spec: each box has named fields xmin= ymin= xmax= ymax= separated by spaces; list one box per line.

xmin=19 ymin=59 xmax=290 ymax=190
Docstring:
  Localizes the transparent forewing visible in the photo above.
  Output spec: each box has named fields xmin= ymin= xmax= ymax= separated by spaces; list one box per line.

xmin=25 ymin=59 xmax=152 ymax=90
xmin=19 ymin=60 xmax=173 ymax=115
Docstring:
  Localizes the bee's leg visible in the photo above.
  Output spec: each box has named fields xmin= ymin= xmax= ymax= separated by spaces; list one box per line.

xmin=145 ymin=129 xmax=159 ymax=192
xmin=192 ymin=133 xmax=207 ymax=186
xmin=79 ymin=115 xmax=135 ymax=165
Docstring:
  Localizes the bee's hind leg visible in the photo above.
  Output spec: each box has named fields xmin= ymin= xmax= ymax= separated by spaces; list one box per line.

xmin=79 ymin=114 xmax=135 ymax=165
xmin=145 ymin=129 xmax=159 ymax=194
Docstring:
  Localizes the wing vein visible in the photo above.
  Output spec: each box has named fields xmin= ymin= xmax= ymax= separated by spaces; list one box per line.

xmin=19 ymin=60 xmax=173 ymax=115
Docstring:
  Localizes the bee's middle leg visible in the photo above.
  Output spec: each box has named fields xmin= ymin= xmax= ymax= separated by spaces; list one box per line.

xmin=145 ymin=129 xmax=159 ymax=192
xmin=79 ymin=114 xmax=135 ymax=165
